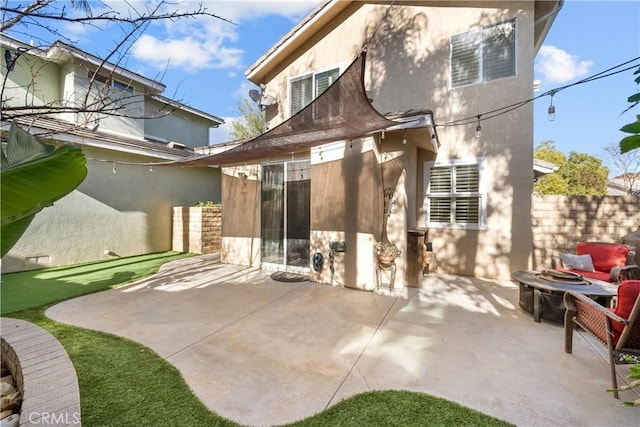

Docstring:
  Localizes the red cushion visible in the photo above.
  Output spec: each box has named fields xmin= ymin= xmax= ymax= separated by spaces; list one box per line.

xmin=576 ymin=242 xmax=629 ymax=273
xmin=611 ymin=280 xmax=640 ymax=343
xmin=566 ymin=269 xmax=611 ymax=282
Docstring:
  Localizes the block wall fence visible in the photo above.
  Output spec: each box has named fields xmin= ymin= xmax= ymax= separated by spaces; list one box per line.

xmin=531 ymin=195 xmax=640 ymax=270
xmin=172 ymin=207 xmax=222 ymax=254
xmin=171 ymin=198 xmax=638 ymax=272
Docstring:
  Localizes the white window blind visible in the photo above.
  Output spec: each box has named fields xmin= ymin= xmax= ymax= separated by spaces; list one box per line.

xmin=451 ymin=19 xmax=516 ymax=87
xmin=315 ymin=69 xmax=339 ymax=97
xmin=290 ymin=75 xmax=312 ymax=115
xmin=424 ymin=159 xmax=486 ymax=229
xmin=451 ymin=31 xmax=481 ymax=87
xmin=289 ymin=67 xmax=339 ymax=116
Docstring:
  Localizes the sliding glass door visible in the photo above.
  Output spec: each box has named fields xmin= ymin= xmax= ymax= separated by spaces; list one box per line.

xmin=261 ymin=160 xmax=310 ymax=269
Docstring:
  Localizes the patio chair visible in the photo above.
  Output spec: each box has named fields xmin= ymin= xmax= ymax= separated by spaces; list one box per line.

xmin=563 ymin=280 xmax=640 ymax=398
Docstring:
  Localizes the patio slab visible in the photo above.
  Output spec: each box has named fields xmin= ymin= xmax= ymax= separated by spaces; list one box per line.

xmin=46 ymin=254 xmax=640 ymax=426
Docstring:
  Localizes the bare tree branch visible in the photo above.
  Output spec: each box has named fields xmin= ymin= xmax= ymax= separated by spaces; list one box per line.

xmin=0 ymin=0 xmax=53 ymax=32
xmin=1 ymin=2 xmax=234 ymax=31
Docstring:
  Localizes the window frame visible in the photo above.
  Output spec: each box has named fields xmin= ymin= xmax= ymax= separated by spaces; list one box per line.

xmin=423 ymin=158 xmax=487 ymax=230
xmin=288 ymin=65 xmax=340 ymax=117
xmin=450 ymin=18 xmax=517 ymax=88
xmin=88 ymin=71 xmax=135 ymax=95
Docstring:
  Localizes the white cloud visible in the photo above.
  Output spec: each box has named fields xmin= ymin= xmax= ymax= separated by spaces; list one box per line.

xmin=202 ymin=0 xmax=319 ymax=23
xmin=535 ymin=45 xmax=593 ymax=84
xmin=130 ymin=0 xmax=318 ymax=72
xmin=132 ymin=34 xmax=244 ymax=72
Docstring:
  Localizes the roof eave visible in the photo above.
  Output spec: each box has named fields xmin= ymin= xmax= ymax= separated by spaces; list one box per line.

xmin=534 ymin=0 xmax=563 ymax=54
xmin=47 ymin=41 xmax=166 ymax=94
xmin=245 ymin=0 xmax=351 ymax=83
xmin=151 ymin=95 xmax=225 ymax=126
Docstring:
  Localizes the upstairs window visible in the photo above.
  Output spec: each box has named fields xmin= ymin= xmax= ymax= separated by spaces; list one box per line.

xmin=451 ymin=19 xmax=516 ymax=87
xmin=424 ymin=158 xmax=486 ymax=229
xmin=88 ymin=71 xmax=134 ymax=95
xmin=289 ymin=67 xmax=339 ymax=116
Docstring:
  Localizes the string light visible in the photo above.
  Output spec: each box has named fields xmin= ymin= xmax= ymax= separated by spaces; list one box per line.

xmin=149 ymin=165 xmax=153 ymax=172
xmin=434 ymin=56 xmax=640 ymax=130
xmin=547 ymin=91 xmax=556 ymax=122
xmin=402 ymin=129 xmax=408 ymax=145
xmin=85 ymin=55 xmax=639 ymax=171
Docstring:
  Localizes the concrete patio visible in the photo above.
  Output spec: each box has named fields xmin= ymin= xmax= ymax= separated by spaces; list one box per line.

xmin=46 ymin=254 xmax=640 ymax=426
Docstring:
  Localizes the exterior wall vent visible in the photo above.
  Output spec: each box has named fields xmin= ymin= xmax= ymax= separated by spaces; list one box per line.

xmin=167 ymin=141 xmax=186 ymax=149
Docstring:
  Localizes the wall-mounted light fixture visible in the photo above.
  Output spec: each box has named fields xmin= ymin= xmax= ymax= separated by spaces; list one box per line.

xmin=4 ymin=47 xmax=28 ymax=72
xmin=238 ymin=171 xmax=248 ymax=191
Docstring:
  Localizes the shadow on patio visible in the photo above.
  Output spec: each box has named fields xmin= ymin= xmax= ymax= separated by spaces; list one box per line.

xmin=46 ymin=254 xmax=640 ymax=426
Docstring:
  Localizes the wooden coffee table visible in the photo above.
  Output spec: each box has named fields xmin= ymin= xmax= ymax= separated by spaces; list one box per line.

xmin=511 ymin=270 xmax=617 ymax=323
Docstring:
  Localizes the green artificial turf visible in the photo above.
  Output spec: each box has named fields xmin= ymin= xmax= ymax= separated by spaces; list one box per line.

xmin=12 ymin=306 xmax=238 ymax=427
xmin=0 ymin=252 xmax=192 ymax=315
xmin=286 ymin=390 xmax=513 ymax=427
xmin=3 ymin=255 xmax=513 ymax=427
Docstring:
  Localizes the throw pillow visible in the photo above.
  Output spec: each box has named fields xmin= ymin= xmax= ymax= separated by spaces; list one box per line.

xmin=559 ymin=253 xmax=595 ymax=272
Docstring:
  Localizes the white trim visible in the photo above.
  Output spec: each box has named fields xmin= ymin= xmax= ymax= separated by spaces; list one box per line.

xmin=423 ymin=157 xmax=487 ymax=230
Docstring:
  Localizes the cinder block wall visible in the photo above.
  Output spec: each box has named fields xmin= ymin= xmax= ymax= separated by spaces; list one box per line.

xmin=172 ymin=207 xmax=222 ymax=254
xmin=531 ymin=195 xmax=639 ymax=270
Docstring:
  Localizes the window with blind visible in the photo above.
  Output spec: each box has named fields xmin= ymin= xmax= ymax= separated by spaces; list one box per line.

xmin=87 ymin=71 xmax=134 ymax=95
xmin=289 ymin=67 xmax=339 ymax=116
xmin=451 ymin=19 xmax=516 ymax=87
xmin=424 ymin=159 xmax=486 ymax=229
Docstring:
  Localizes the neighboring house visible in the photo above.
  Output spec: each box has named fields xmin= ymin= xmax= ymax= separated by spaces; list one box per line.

xmin=608 ymin=173 xmax=640 ymax=196
xmin=533 ymin=158 xmax=559 ymax=181
xmin=214 ymin=0 xmax=561 ymax=287
xmin=1 ymin=35 xmax=224 ymax=272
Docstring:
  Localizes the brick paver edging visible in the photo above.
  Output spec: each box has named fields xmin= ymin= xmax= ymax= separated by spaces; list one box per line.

xmin=1 ymin=317 xmax=81 ymax=426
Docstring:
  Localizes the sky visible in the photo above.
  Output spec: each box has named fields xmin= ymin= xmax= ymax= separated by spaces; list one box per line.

xmin=4 ymin=0 xmax=640 ymax=171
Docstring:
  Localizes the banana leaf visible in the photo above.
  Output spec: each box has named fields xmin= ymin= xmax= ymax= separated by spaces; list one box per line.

xmin=1 ymin=122 xmax=87 ymax=256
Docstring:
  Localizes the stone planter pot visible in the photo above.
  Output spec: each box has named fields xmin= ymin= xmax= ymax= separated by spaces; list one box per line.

xmin=377 ymin=255 xmax=396 ymax=265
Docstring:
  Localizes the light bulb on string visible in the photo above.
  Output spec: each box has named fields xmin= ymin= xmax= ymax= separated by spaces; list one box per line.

xmin=112 ymin=163 xmax=117 ymax=174
xmin=149 ymin=165 xmax=153 ymax=172
xmin=475 ymin=115 xmax=482 ymax=138
xmin=402 ymin=129 xmax=408 ymax=145
xmin=547 ymin=92 xmax=556 ymax=121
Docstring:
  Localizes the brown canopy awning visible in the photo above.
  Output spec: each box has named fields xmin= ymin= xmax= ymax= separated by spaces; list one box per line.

xmin=176 ymin=51 xmax=398 ymax=167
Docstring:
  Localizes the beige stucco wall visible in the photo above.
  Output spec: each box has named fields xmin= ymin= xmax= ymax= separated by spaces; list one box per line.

xmin=2 ymin=146 xmax=221 ymax=273
xmin=225 ymin=1 xmax=537 ymax=282
xmin=144 ymin=98 xmax=213 ymax=149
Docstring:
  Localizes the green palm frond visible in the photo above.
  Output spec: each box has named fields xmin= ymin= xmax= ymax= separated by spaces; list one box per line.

xmin=1 ymin=122 xmax=87 ymax=256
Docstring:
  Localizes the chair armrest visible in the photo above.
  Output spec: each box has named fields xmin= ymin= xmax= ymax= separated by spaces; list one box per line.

xmin=564 ymin=291 xmax=628 ymax=325
xmin=551 ymin=257 xmax=562 ymax=269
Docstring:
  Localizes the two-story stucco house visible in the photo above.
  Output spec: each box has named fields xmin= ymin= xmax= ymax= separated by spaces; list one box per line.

xmin=1 ymin=35 xmax=224 ymax=272
xmin=204 ymin=0 xmax=561 ymax=288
